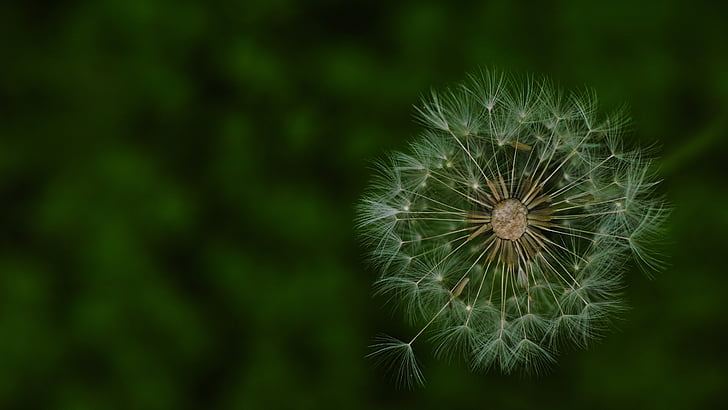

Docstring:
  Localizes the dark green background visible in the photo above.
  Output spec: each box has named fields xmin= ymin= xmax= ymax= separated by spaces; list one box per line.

xmin=2 ymin=0 xmax=727 ymax=409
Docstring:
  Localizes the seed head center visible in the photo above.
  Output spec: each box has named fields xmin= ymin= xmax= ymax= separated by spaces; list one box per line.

xmin=491 ymin=199 xmax=528 ymax=241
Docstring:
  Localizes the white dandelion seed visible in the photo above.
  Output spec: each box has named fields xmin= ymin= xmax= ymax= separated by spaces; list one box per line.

xmin=356 ymin=68 xmax=669 ymax=387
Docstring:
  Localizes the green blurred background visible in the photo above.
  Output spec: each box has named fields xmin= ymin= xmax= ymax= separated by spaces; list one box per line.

xmin=2 ymin=0 xmax=727 ymax=409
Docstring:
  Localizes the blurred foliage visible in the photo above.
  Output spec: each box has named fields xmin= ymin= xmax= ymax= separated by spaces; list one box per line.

xmin=1 ymin=0 xmax=727 ymax=409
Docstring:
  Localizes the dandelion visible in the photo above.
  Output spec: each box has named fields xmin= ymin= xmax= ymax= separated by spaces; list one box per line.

xmin=356 ymin=69 xmax=668 ymax=387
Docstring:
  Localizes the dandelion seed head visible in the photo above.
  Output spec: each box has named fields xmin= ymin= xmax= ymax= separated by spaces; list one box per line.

xmin=357 ymin=68 xmax=669 ymax=386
